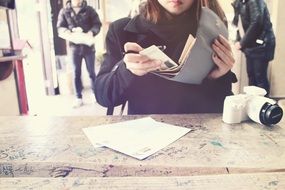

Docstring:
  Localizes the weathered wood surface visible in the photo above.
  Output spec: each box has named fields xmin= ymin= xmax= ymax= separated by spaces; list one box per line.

xmin=0 ymin=114 xmax=285 ymax=177
xmin=0 ymin=172 xmax=284 ymax=190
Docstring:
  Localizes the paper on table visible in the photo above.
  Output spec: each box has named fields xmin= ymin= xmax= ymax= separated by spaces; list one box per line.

xmin=82 ymin=117 xmax=191 ymax=160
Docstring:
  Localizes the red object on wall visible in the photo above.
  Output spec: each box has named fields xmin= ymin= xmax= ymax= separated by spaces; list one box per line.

xmin=12 ymin=39 xmax=31 ymax=115
xmin=14 ymin=59 xmax=28 ymax=115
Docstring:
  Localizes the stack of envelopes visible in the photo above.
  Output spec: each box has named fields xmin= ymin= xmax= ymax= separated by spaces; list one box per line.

xmin=139 ymin=7 xmax=228 ymax=84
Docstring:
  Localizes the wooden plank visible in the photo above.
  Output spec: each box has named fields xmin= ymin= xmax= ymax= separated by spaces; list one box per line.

xmin=0 ymin=115 xmax=285 ymax=177
xmin=0 ymin=172 xmax=285 ymax=189
xmin=0 ymin=55 xmax=25 ymax=62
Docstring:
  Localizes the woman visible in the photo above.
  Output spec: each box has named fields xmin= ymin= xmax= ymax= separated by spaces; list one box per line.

xmin=95 ymin=0 xmax=236 ymax=115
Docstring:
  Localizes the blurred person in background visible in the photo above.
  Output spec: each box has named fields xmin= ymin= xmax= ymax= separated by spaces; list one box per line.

xmin=232 ymin=0 xmax=275 ymax=96
xmin=57 ymin=0 xmax=101 ymax=107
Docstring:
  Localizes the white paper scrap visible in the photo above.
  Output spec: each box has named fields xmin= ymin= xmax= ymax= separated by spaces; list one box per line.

xmin=82 ymin=117 xmax=191 ymax=160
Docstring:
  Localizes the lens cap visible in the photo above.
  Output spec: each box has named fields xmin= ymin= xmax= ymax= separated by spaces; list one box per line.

xmin=260 ymin=103 xmax=283 ymax=125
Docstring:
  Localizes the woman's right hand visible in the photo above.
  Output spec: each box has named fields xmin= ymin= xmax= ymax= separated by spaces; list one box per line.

xmin=123 ymin=42 xmax=162 ymax=76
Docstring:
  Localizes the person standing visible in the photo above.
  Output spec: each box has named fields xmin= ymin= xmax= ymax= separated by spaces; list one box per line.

xmin=95 ymin=0 xmax=236 ymax=115
xmin=232 ymin=0 xmax=275 ymax=96
xmin=57 ymin=0 xmax=101 ymax=107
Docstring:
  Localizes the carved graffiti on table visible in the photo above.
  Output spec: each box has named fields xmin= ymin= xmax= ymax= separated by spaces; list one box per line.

xmin=0 ymin=163 xmax=14 ymax=177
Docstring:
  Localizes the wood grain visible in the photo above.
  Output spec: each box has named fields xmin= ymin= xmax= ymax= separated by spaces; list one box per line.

xmin=0 ymin=114 xmax=285 ymax=177
xmin=0 ymin=172 xmax=284 ymax=189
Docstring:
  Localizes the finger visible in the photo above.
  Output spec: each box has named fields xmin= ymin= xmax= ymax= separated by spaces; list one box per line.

xmin=235 ymin=42 xmax=241 ymax=50
xmin=212 ymin=44 xmax=230 ymax=64
xmin=212 ymin=53 xmax=224 ymax=69
xmin=124 ymin=53 xmax=149 ymax=63
xmin=218 ymin=35 xmax=232 ymax=51
xmin=126 ymin=60 xmax=162 ymax=71
xmin=208 ymin=56 xmax=221 ymax=79
xmin=212 ymin=44 xmax=234 ymax=67
xmin=134 ymin=60 xmax=162 ymax=70
xmin=124 ymin=42 xmax=143 ymax=53
xmin=208 ymin=69 xmax=219 ymax=79
xmin=131 ymin=65 xmax=161 ymax=75
xmin=214 ymin=39 xmax=228 ymax=55
xmin=213 ymin=40 xmax=235 ymax=63
xmin=213 ymin=53 xmax=233 ymax=72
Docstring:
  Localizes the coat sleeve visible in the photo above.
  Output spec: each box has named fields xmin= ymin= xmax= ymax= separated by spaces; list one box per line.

xmin=57 ymin=8 xmax=68 ymax=30
xmin=95 ymin=21 xmax=136 ymax=108
xmin=240 ymin=0 xmax=263 ymax=48
xmin=202 ymin=71 xmax=237 ymax=104
xmin=231 ymin=0 xmax=240 ymax=27
xmin=88 ymin=7 xmax=102 ymax=36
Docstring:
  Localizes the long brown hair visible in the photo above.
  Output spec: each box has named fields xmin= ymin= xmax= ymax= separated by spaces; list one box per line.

xmin=200 ymin=0 xmax=227 ymax=24
xmin=142 ymin=0 xmax=226 ymax=24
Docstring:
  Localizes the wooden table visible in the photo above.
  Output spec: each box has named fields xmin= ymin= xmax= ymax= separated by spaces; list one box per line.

xmin=0 ymin=114 xmax=285 ymax=189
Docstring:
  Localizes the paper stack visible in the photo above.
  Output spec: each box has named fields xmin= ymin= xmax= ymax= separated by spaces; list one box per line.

xmin=82 ymin=117 xmax=191 ymax=160
xmin=139 ymin=7 xmax=228 ymax=84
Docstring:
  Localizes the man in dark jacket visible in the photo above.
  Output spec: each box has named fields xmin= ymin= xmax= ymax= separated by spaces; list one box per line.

xmin=232 ymin=0 xmax=275 ymax=96
xmin=57 ymin=0 xmax=101 ymax=107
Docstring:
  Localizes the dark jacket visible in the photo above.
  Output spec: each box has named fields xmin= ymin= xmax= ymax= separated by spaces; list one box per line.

xmin=232 ymin=0 xmax=275 ymax=60
xmin=95 ymin=15 xmax=236 ymax=115
xmin=57 ymin=0 xmax=101 ymax=52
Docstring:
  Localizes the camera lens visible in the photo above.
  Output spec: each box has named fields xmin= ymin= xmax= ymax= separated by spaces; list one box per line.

xmin=260 ymin=103 xmax=283 ymax=125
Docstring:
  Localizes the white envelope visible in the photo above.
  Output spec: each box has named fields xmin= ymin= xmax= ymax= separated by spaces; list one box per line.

xmin=146 ymin=7 xmax=229 ymax=84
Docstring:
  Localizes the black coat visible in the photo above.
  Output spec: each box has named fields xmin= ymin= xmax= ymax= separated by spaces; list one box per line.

xmin=95 ymin=15 xmax=236 ymax=115
xmin=57 ymin=0 xmax=101 ymax=52
xmin=232 ymin=0 xmax=275 ymax=58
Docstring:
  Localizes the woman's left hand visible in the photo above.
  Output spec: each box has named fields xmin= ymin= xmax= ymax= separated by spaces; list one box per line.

xmin=208 ymin=35 xmax=235 ymax=79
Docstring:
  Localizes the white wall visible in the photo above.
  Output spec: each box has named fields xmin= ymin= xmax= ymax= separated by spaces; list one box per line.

xmin=0 ymin=9 xmax=20 ymax=115
xmin=0 ymin=72 xmax=20 ymax=115
xmin=269 ymin=0 xmax=285 ymax=98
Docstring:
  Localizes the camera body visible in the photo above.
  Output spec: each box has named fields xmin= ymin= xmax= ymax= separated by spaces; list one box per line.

xmin=223 ymin=86 xmax=283 ymax=125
